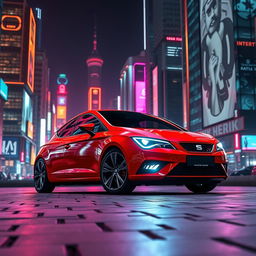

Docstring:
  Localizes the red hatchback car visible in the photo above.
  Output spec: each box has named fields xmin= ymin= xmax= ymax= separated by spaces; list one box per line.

xmin=34 ymin=110 xmax=228 ymax=194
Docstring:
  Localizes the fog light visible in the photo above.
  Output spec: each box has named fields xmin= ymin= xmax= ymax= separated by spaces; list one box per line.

xmin=137 ymin=161 xmax=169 ymax=174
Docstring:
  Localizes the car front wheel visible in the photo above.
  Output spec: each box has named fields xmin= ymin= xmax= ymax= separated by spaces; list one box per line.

xmin=34 ymin=158 xmax=55 ymax=193
xmin=100 ymin=148 xmax=136 ymax=194
xmin=185 ymin=183 xmax=217 ymax=194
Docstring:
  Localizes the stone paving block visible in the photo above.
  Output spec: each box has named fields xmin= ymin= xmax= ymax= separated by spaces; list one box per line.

xmin=1 ymin=186 xmax=256 ymax=256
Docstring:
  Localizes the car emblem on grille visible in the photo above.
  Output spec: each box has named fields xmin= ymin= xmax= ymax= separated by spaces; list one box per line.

xmin=196 ymin=145 xmax=203 ymax=151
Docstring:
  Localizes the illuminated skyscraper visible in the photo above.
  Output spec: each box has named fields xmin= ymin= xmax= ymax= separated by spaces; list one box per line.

xmin=0 ymin=0 xmax=36 ymax=176
xmin=0 ymin=0 xmax=9 ymax=167
xmin=86 ymin=24 xmax=103 ymax=110
xmin=182 ymin=0 xmax=256 ymax=170
xmin=120 ymin=51 xmax=150 ymax=113
xmin=144 ymin=0 xmax=183 ymax=125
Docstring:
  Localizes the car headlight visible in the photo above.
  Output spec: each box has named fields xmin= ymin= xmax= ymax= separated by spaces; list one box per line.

xmin=216 ymin=142 xmax=225 ymax=151
xmin=132 ymin=137 xmax=175 ymax=150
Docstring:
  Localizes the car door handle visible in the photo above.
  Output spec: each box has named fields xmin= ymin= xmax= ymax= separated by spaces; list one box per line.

xmin=64 ymin=144 xmax=71 ymax=149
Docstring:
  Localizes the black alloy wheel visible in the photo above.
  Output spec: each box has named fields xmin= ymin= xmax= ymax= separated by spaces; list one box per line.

xmin=100 ymin=148 xmax=136 ymax=194
xmin=34 ymin=158 xmax=55 ymax=193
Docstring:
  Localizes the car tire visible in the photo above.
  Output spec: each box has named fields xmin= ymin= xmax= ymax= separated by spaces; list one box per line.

xmin=185 ymin=183 xmax=217 ymax=194
xmin=34 ymin=158 xmax=55 ymax=193
xmin=100 ymin=148 xmax=136 ymax=194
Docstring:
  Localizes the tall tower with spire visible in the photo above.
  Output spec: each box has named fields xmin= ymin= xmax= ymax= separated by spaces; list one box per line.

xmin=86 ymin=22 xmax=104 ymax=110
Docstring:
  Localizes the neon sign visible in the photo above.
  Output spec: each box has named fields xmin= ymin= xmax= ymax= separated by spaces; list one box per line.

xmin=1 ymin=15 xmax=22 ymax=31
xmin=134 ymin=63 xmax=146 ymax=113
xmin=166 ymin=36 xmax=182 ymax=42
xmin=57 ymin=74 xmax=68 ymax=85
xmin=57 ymin=96 xmax=66 ymax=105
xmin=88 ymin=87 xmax=101 ymax=110
xmin=58 ymin=84 xmax=67 ymax=94
xmin=152 ymin=66 xmax=158 ymax=115
xmin=0 ymin=79 xmax=8 ymax=101
xmin=236 ymin=41 xmax=255 ymax=47
xmin=57 ymin=106 xmax=66 ymax=119
xmin=27 ymin=9 xmax=36 ymax=93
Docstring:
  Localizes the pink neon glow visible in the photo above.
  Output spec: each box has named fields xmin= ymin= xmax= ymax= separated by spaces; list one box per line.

xmin=152 ymin=66 xmax=158 ymax=115
xmin=20 ymin=152 xmax=24 ymax=162
xmin=166 ymin=36 xmax=182 ymax=42
xmin=58 ymin=84 xmax=66 ymax=94
xmin=134 ymin=63 xmax=146 ymax=113
xmin=234 ymin=133 xmax=240 ymax=149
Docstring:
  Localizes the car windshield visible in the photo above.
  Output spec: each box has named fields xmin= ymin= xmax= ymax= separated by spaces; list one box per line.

xmin=99 ymin=111 xmax=184 ymax=131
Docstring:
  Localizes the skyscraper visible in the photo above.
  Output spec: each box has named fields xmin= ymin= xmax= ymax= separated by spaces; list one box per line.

xmin=86 ymin=24 xmax=103 ymax=110
xmin=0 ymin=0 xmax=36 ymax=176
xmin=182 ymin=0 xmax=256 ymax=170
xmin=120 ymin=51 xmax=150 ymax=113
xmin=0 ymin=0 xmax=9 ymax=168
xmin=144 ymin=0 xmax=183 ymax=125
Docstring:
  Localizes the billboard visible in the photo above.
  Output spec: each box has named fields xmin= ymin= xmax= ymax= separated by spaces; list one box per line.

xmin=134 ymin=64 xmax=146 ymax=113
xmin=241 ymin=135 xmax=256 ymax=150
xmin=57 ymin=106 xmax=66 ymax=119
xmin=200 ymin=0 xmax=236 ymax=127
xmin=2 ymin=137 xmax=20 ymax=159
xmin=152 ymin=66 xmax=158 ymax=116
xmin=88 ymin=87 xmax=101 ymax=110
xmin=22 ymin=91 xmax=33 ymax=133
xmin=0 ymin=79 xmax=8 ymax=101
xmin=27 ymin=9 xmax=36 ymax=93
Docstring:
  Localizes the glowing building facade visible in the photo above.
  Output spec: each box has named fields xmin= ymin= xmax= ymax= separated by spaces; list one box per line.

xmin=86 ymin=25 xmax=103 ymax=110
xmin=144 ymin=0 xmax=183 ymax=125
xmin=0 ymin=0 xmax=36 ymax=176
xmin=120 ymin=51 xmax=150 ymax=113
xmin=182 ymin=0 xmax=256 ymax=171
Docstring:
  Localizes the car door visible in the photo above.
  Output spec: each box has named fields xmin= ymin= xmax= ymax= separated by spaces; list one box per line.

xmin=62 ymin=114 xmax=107 ymax=179
xmin=48 ymin=117 xmax=80 ymax=177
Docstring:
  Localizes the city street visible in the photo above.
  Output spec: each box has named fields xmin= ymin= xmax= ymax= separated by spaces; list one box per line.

xmin=0 ymin=185 xmax=256 ymax=255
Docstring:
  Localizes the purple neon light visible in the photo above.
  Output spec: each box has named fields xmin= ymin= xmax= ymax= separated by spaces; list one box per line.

xmin=133 ymin=63 xmax=146 ymax=113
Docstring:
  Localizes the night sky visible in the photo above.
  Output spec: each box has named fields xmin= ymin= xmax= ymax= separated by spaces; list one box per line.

xmin=27 ymin=0 xmax=143 ymax=119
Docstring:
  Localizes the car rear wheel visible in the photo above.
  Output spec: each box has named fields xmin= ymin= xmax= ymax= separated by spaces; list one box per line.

xmin=185 ymin=183 xmax=217 ymax=194
xmin=34 ymin=158 xmax=55 ymax=193
xmin=100 ymin=148 xmax=136 ymax=194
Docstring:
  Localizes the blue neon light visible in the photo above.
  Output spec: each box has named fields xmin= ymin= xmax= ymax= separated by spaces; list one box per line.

xmin=0 ymin=79 xmax=8 ymax=101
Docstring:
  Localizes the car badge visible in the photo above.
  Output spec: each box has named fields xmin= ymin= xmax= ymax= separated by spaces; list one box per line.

xmin=196 ymin=145 xmax=203 ymax=151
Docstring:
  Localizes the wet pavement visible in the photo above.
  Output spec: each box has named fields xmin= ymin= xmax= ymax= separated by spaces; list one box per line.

xmin=0 ymin=185 xmax=256 ymax=255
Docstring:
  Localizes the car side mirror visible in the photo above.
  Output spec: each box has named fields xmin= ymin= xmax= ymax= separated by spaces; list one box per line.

xmin=79 ymin=123 xmax=95 ymax=136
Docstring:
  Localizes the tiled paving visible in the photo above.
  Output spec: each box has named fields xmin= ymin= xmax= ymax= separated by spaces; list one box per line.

xmin=0 ymin=185 xmax=256 ymax=256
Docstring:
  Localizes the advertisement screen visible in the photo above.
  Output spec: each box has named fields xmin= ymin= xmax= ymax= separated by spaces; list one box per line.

xmin=27 ymin=9 xmax=36 ymax=93
xmin=57 ymin=96 xmax=67 ymax=106
xmin=152 ymin=66 xmax=158 ymax=116
xmin=200 ymin=0 xmax=236 ymax=127
xmin=2 ymin=137 xmax=20 ymax=159
xmin=22 ymin=91 xmax=33 ymax=133
xmin=57 ymin=106 xmax=66 ymax=119
xmin=241 ymin=135 xmax=256 ymax=150
xmin=0 ymin=78 xmax=8 ymax=101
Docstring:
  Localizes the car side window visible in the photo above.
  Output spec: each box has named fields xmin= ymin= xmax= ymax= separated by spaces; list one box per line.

xmin=57 ymin=115 xmax=86 ymax=137
xmin=72 ymin=114 xmax=106 ymax=136
xmin=57 ymin=118 xmax=78 ymax=137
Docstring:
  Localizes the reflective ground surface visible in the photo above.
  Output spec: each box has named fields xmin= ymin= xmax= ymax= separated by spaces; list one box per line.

xmin=0 ymin=185 xmax=256 ymax=255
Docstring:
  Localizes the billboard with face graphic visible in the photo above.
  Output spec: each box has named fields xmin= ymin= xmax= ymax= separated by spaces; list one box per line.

xmin=200 ymin=0 xmax=236 ymax=127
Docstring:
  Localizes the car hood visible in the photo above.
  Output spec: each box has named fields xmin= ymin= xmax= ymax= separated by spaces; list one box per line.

xmin=118 ymin=127 xmax=216 ymax=143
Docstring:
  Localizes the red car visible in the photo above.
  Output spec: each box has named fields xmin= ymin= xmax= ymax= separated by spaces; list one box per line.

xmin=34 ymin=110 xmax=228 ymax=194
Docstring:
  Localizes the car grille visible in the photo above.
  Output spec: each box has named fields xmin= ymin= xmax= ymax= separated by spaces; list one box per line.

xmin=180 ymin=143 xmax=214 ymax=152
xmin=168 ymin=163 xmax=226 ymax=176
